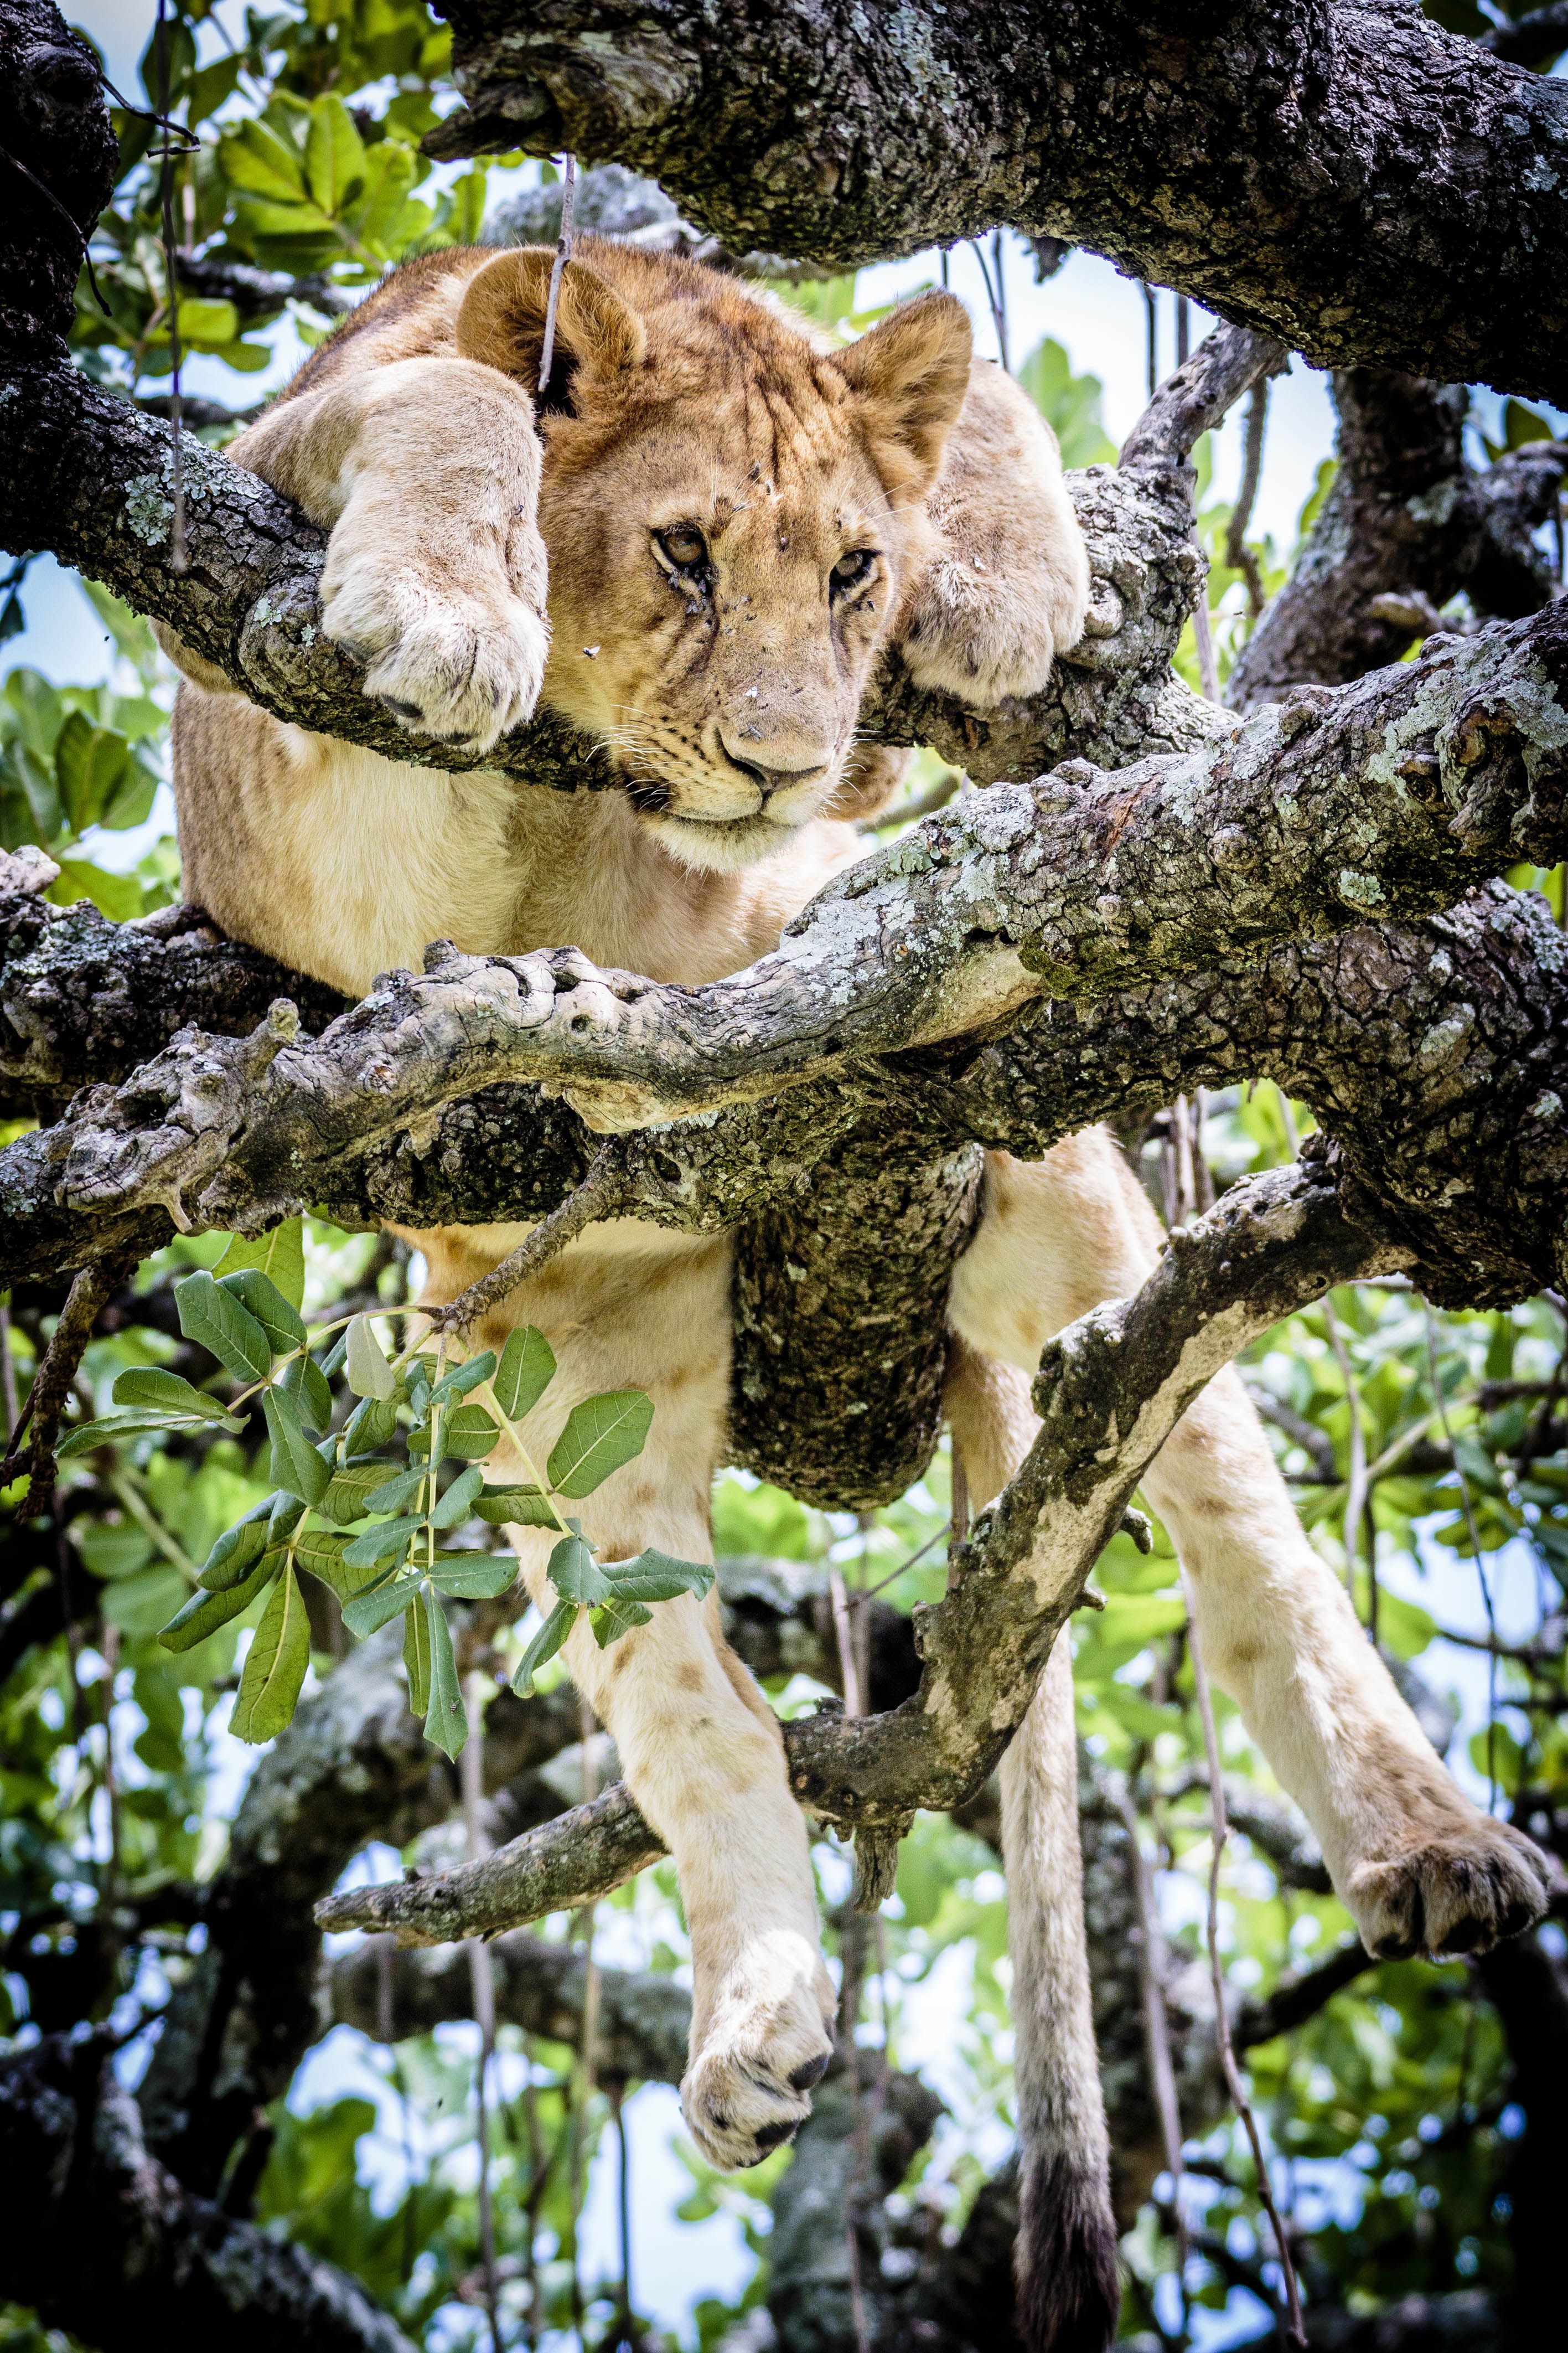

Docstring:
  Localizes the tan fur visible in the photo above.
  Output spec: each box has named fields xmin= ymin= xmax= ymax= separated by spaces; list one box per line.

xmin=168 ymin=243 xmax=1546 ymax=2312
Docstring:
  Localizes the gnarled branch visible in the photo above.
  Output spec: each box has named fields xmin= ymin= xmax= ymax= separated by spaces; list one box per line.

xmin=428 ymin=0 xmax=1568 ymax=404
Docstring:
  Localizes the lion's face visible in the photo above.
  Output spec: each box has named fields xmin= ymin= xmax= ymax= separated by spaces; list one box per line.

xmin=457 ymin=244 xmax=972 ymax=874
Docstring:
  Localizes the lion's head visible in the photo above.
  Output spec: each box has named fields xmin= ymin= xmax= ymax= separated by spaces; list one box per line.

xmin=457 ymin=239 xmax=971 ymax=874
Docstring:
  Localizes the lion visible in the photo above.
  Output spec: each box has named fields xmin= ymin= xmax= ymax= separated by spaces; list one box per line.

xmin=163 ymin=238 xmax=1549 ymax=2353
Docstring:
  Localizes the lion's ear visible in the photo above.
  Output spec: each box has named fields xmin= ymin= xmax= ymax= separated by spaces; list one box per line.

xmin=456 ymin=249 xmax=648 ymax=406
xmin=832 ymin=291 xmax=972 ymax=492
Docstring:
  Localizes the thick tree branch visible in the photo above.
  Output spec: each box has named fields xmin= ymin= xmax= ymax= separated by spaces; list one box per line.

xmin=1229 ymin=371 xmax=1566 ymax=709
xmin=315 ymin=1159 xmax=1403 ymax=1943
xmin=0 ymin=2032 xmax=415 ymax=2353
xmin=11 ymin=600 xmax=1563 ymax=1280
xmin=428 ymin=0 xmax=1568 ymax=403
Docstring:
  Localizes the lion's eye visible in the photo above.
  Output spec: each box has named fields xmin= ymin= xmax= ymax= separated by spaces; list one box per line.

xmin=831 ymin=549 xmax=876 ymax=594
xmin=655 ymin=524 xmax=709 ymax=574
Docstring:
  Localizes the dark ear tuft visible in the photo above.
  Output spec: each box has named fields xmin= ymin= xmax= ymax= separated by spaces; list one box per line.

xmin=832 ymin=289 xmax=972 ymax=492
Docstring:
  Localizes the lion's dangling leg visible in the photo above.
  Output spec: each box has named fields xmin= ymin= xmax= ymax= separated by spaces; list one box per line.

xmin=540 ymin=1560 xmax=837 ymax=2168
xmin=445 ymin=1224 xmax=835 ymax=2171
xmin=948 ymin=1134 xmax=1550 ymax=1963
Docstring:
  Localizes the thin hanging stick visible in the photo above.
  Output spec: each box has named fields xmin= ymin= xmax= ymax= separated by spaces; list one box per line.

xmin=1225 ymin=382 xmax=1272 ymax=618
xmin=969 ymin=235 xmax=1010 ymax=373
xmin=1113 ymin=1787 xmax=1191 ymax=2341
xmin=154 ymin=0 xmax=187 ymax=572
xmin=1424 ymin=1306 xmax=1500 ymax=1808
xmin=567 ymin=1692 xmax=604 ymax=2345
xmin=1181 ymin=1568 xmax=1307 ymax=2350
xmin=1142 ymin=283 xmax=1160 ymax=400
xmin=539 ymin=153 xmax=579 ymax=398
xmin=462 ymin=1675 xmax=504 ymax=2353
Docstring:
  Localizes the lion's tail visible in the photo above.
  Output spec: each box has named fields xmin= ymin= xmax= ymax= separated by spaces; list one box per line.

xmin=946 ymin=1344 xmax=1120 ymax=2353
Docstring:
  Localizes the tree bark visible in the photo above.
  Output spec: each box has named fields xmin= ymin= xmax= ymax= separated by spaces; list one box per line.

xmin=1228 ymin=371 xmax=1566 ymax=710
xmin=0 ymin=2032 xmax=416 ymax=2353
xmin=428 ymin=0 xmax=1568 ymax=403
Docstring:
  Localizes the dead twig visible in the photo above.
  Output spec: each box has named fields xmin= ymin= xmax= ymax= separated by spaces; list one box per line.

xmin=1182 ymin=1566 xmax=1307 ymax=2349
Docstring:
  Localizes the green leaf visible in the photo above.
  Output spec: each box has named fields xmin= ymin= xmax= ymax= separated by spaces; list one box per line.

xmin=231 ymin=1565 xmax=312 ymax=1743
xmin=432 ymin=1465 xmax=484 ymax=1529
xmin=365 ymin=1464 xmax=429 ymax=1516
xmin=214 ymin=1221 xmax=306 ymax=1310
xmin=218 ymin=1267 xmax=307 ymax=1354
xmin=427 ymin=1554 xmax=519 ymax=1600
xmin=196 ymin=1516 xmax=271 ymax=1593
xmin=342 ymin=1516 xmax=423 ymax=1570
xmin=318 ymin=1462 xmax=398 ymax=1526
xmin=403 ymin=1592 xmax=431 ymax=1716
xmin=49 ymin=859 xmax=142 ymax=922
xmin=112 ymin=1368 xmax=242 ymax=1427
xmin=513 ymin=1598 xmax=576 ymax=1696
xmin=185 ymin=52 xmax=244 ymax=128
xmin=601 ymin=1547 xmax=716 ymax=1606
xmin=175 ymin=297 xmax=241 ymax=347
xmin=442 ymin=1402 xmax=499 ymax=1462
xmin=473 ymin=1484 xmax=557 ymax=1528
xmin=159 ymin=1548 xmax=280 ymax=1653
xmin=278 ymin=1350 xmax=333 ymax=1436
xmin=344 ymin=1393 xmax=399 ymax=1457
xmin=494 ymin=1325 xmax=556 ymax=1421
xmin=547 ymin=1390 xmax=654 ymax=1497
xmin=590 ymin=1595 xmax=654 ymax=1648
xmin=178 ymin=1271 xmax=272 ymax=1383
xmin=345 ymin=1314 xmax=396 ymax=1400
xmin=305 ymin=94 xmax=368 ymax=216
xmin=342 ymin=1571 xmax=418 ymax=1640
xmin=220 ymin=117 xmax=309 ymax=204
xmin=545 ymin=1528 xmax=613 ymax=1608
xmin=422 ymin=1590 xmax=467 ymax=1758
xmin=263 ymin=1389 xmax=332 ymax=1505
xmin=293 ymin=1527 xmax=349 ymax=1588
xmin=431 ymin=1353 xmax=496 ymax=1407
xmin=58 ymin=1410 xmax=213 ymax=1456
xmin=54 ymin=710 xmax=131 ymax=833
xmin=270 ymin=1493 xmax=308 ymax=1545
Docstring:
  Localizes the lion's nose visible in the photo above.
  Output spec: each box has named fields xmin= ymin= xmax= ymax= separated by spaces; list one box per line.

xmin=717 ymin=733 xmax=829 ymax=798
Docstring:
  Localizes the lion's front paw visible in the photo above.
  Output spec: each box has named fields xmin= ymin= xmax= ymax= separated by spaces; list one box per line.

xmin=681 ymin=1931 xmax=836 ymax=2171
xmin=899 ymin=554 xmax=1079 ymax=710
xmin=1346 ymin=1817 xmax=1550 ymax=1960
xmin=322 ymin=548 xmax=548 ymax=757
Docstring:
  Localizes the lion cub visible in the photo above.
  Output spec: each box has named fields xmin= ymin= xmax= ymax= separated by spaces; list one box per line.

xmin=168 ymin=241 xmax=1548 ymax=2353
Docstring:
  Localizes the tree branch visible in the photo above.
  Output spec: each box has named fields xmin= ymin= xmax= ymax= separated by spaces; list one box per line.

xmin=1229 ymin=371 xmax=1566 ymax=709
xmin=428 ymin=0 xmax=1568 ymax=403
xmin=0 ymin=2032 xmax=415 ymax=2353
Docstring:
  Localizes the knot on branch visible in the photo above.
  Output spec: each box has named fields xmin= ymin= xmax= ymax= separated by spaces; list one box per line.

xmin=54 ymin=1001 xmax=298 ymax=1231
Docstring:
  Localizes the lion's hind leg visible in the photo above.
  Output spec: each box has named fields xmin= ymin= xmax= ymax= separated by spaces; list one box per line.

xmin=948 ymin=1136 xmax=1551 ymax=1965
xmin=897 ymin=360 xmax=1091 ymax=708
